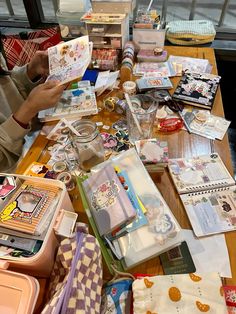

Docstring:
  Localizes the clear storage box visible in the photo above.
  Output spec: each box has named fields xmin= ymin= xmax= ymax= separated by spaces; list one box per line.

xmin=91 ymin=0 xmax=135 ymax=14
xmin=56 ymin=10 xmax=87 ymax=39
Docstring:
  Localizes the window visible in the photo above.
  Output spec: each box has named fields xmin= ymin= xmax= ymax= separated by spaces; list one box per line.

xmin=0 ymin=0 xmax=58 ymax=27
xmin=0 ymin=0 xmax=235 ymax=36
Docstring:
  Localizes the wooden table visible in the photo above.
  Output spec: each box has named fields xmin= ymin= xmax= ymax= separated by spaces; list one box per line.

xmin=16 ymin=46 xmax=236 ymax=286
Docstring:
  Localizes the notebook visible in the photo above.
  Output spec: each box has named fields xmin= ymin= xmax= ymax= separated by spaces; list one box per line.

xmin=172 ymin=71 xmax=221 ymax=110
xmin=82 ymin=165 xmax=136 ymax=236
xmin=0 ymin=180 xmax=60 ymax=235
xmin=168 ymin=153 xmax=236 ymax=236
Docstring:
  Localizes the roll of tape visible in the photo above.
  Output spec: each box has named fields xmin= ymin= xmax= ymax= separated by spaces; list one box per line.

xmin=103 ymin=97 xmax=119 ymax=112
xmin=122 ymin=57 xmax=133 ymax=67
xmin=115 ymin=99 xmax=127 ymax=114
xmin=56 ymin=171 xmax=75 ymax=191
xmin=52 ymin=161 xmax=67 ymax=173
xmin=153 ymin=47 xmax=163 ymax=56
xmin=122 ymin=81 xmax=136 ymax=96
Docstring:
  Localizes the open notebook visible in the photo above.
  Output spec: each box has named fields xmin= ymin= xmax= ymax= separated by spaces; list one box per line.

xmin=0 ymin=180 xmax=60 ymax=235
xmin=168 ymin=153 xmax=236 ymax=237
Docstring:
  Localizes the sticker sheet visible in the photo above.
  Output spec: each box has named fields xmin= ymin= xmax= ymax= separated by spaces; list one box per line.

xmin=181 ymin=107 xmax=231 ymax=140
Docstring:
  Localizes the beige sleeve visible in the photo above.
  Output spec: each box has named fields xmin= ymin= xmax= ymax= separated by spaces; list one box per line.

xmin=0 ymin=116 xmax=29 ymax=172
xmin=10 ymin=64 xmax=39 ymax=99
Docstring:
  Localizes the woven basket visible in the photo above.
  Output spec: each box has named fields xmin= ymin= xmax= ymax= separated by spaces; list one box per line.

xmin=166 ymin=20 xmax=216 ymax=45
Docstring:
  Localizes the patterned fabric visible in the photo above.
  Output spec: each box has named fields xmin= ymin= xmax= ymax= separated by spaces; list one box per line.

xmin=42 ymin=223 xmax=103 ymax=314
xmin=1 ymin=27 xmax=61 ymax=70
xmin=166 ymin=20 xmax=216 ymax=45
xmin=132 ymin=272 xmax=228 ymax=314
xmin=101 ymin=279 xmax=133 ymax=314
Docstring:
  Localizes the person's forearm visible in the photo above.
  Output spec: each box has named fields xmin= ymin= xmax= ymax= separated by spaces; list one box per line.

xmin=13 ymin=100 xmax=37 ymax=125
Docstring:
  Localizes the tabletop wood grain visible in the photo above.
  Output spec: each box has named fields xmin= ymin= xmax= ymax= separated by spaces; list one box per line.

xmin=16 ymin=46 xmax=235 ymax=285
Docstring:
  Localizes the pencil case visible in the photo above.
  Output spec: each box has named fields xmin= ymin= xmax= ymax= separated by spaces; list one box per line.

xmin=166 ymin=20 xmax=216 ymax=45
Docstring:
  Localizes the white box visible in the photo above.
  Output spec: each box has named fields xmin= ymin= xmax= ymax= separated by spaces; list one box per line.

xmin=132 ymin=28 xmax=166 ymax=51
xmin=82 ymin=13 xmax=129 ymax=49
xmin=91 ymin=0 xmax=135 ymax=14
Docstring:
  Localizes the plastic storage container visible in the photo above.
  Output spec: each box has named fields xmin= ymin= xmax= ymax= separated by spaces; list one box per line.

xmin=0 ymin=174 xmax=75 ymax=277
xmin=91 ymin=0 xmax=135 ymax=14
xmin=132 ymin=27 xmax=166 ymax=51
xmin=0 ymin=267 xmax=39 ymax=314
xmin=56 ymin=10 xmax=87 ymax=39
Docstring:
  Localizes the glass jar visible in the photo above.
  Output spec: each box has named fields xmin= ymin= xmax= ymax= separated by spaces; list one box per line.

xmin=72 ymin=120 xmax=105 ymax=171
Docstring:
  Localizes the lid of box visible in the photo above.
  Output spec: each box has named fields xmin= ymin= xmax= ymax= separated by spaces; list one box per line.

xmin=0 ymin=269 xmax=39 ymax=314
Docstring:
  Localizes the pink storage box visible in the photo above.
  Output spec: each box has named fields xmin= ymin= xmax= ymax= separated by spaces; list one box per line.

xmin=0 ymin=174 xmax=76 ymax=278
xmin=0 ymin=266 xmax=39 ymax=314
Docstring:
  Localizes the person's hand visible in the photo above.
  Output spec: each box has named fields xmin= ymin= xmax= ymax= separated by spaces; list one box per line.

xmin=27 ymin=50 xmax=49 ymax=81
xmin=14 ymin=81 xmax=66 ymax=124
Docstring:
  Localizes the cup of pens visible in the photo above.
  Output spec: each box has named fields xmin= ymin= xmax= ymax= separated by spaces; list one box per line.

xmin=125 ymin=93 xmax=158 ymax=143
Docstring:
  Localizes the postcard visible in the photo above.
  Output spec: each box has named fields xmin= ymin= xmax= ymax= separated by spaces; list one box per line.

xmin=47 ymin=36 xmax=92 ymax=85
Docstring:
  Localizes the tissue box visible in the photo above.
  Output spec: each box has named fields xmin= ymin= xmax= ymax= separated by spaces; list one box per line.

xmin=56 ymin=10 xmax=87 ymax=38
xmin=133 ymin=27 xmax=166 ymax=51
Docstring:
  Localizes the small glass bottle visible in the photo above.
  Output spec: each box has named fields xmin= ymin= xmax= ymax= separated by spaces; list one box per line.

xmin=72 ymin=120 xmax=105 ymax=171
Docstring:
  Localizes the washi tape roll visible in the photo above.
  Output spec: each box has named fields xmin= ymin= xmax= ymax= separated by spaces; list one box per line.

xmin=52 ymin=161 xmax=67 ymax=173
xmin=56 ymin=171 xmax=75 ymax=191
xmin=103 ymin=97 xmax=119 ymax=112
xmin=122 ymin=57 xmax=134 ymax=67
xmin=122 ymin=81 xmax=136 ymax=96
xmin=153 ymin=47 xmax=163 ymax=56
xmin=123 ymin=49 xmax=134 ymax=59
xmin=115 ymin=99 xmax=127 ymax=114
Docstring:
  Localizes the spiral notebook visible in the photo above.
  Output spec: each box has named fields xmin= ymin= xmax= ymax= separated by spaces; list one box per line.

xmin=168 ymin=153 xmax=236 ymax=237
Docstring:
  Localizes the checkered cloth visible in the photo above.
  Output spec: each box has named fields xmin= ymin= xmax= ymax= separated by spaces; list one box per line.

xmin=42 ymin=223 xmax=103 ymax=314
xmin=1 ymin=27 xmax=61 ymax=70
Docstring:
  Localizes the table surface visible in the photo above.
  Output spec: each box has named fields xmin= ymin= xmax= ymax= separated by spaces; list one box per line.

xmin=16 ymin=46 xmax=236 ymax=285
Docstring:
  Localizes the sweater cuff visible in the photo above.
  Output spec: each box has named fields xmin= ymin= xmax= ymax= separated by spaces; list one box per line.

xmin=2 ymin=116 xmax=30 ymax=140
xmin=11 ymin=64 xmax=40 ymax=91
xmin=12 ymin=114 xmax=29 ymax=129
